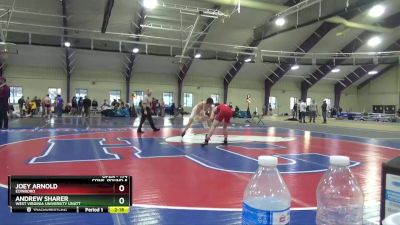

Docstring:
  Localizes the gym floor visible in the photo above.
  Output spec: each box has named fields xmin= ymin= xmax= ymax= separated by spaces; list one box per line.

xmin=0 ymin=116 xmax=399 ymax=225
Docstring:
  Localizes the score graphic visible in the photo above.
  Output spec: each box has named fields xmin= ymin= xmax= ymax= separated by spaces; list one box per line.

xmin=8 ymin=176 xmax=132 ymax=213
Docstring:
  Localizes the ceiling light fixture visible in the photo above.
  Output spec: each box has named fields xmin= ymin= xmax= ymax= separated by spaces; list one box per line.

xmin=275 ymin=17 xmax=286 ymax=26
xmin=367 ymin=36 xmax=382 ymax=47
xmin=143 ymin=0 xmax=158 ymax=9
xmin=368 ymin=70 xmax=378 ymax=75
xmin=331 ymin=68 xmax=340 ymax=73
xmin=291 ymin=65 xmax=299 ymax=70
xmin=368 ymin=5 xmax=385 ymax=18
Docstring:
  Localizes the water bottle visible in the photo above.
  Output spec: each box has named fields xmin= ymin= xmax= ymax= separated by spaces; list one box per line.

xmin=242 ymin=156 xmax=291 ymax=225
xmin=316 ymin=155 xmax=364 ymax=225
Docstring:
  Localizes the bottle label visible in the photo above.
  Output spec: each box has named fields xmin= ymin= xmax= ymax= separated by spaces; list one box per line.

xmin=385 ymin=174 xmax=400 ymax=218
xmin=242 ymin=203 xmax=290 ymax=225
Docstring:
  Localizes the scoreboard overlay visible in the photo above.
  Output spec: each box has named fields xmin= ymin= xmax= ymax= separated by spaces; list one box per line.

xmin=8 ymin=176 xmax=132 ymax=213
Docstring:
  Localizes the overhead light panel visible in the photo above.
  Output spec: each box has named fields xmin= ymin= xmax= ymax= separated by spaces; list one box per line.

xmin=367 ymin=36 xmax=382 ymax=47
xmin=368 ymin=5 xmax=385 ymax=18
xmin=64 ymin=41 xmax=71 ymax=47
xmin=194 ymin=53 xmax=201 ymax=59
xmin=132 ymin=48 xmax=139 ymax=53
xmin=331 ymin=68 xmax=340 ymax=73
xmin=143 ymin=0 xmax=158 ymax=9
xmin=244 ymin=58 xmax=252 ymax=63
xmin=291 ymin=65 xmax=299 ymax=70
xmin=368 ymin=70 xmax=378 ymax=75
xmin=275 ymin=17 xmax=286 ymax=26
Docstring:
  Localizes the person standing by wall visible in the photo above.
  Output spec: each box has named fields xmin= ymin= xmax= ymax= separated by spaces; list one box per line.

xmin=299 ymin=99 xmax=307 ymax=123
xmin=321 ymin=100 xmax=328 ymax=124
xmin=42 ymin=94 xmax=52 ymax=118
xmin=137 ymin=89 xmax=160 ymax=133
xmin=83 ymin=96 xmax=92 ymax=118
xmin=309 ymin=100 xmax=318 ymax=123
xmin=292 ymin=102 xmax=298 ymax=119
xmin=160 ymin=99 xmax=165 ymax=117
xmin=56 ymin=95 xmax=63 ymax=117
xmin=71 ymin=96 xmax=78 ymax=116
xmin=18 ymin=96 xmax=25 ymax=117
xmin=0 ymin=77 xmax=10 ymax=129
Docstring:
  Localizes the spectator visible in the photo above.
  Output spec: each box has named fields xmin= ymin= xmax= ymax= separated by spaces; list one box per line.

xmin=101 ymin=99 xmax=110 ymax=111
xmin=160 ymin=99 xmax=165 ymax=117
xmin=169 ymin=103 xmax=176 ymax=117
xmin=34 ymin=96 xmax=41 ymax=114
xmin=234 ymin=105 xmax=240 ymax=117
xmin=26 ymin=97 xmax=31 ymax=115
xmin=71 ymin=96 xmax=78 ymax=115
xmin=42 ymin=94 xmax=52 ymax=118
xmin=321 ymin=100 xmax=327 ymax=124
xmin=92 ymin=99 xmax=98 ymax=109
xmin=262 ymin=104 xmax=267 ymax=116
xmin=78 ymin=97 xmax=83 ymax=116
xmin=0 ymin=77 xmax=10 ymax=129
xmin=83 ymin=96 xmax=92 ymax=118
xmin=18 ymin=96 xmax=25 ymax=117
xmin=299 ymin=100 xmax=307 ymax=123
xmin=56 ymin=95 xmax=63 ymax=117
xmin=29 ymin=98 xmax=37 ymax=117
xmin=292 ymin=102 xmax=298 ymax=119
xmin=111 ymin=99 xmax=117 ymax=108
xmin=309 ymin=100 xmax=318 ymax=123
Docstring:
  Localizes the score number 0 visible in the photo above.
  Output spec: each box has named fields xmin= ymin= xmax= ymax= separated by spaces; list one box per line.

xmin=118 ymin=184 xmax=126 ymax=205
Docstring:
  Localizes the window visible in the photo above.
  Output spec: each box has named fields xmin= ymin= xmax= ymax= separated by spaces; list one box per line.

xmin=10 ymin=86 xmax=23 ymax=104
xmin=211 ymin=94 xmax=220 ymax=104
xmin=183 ymin=93 xmax=193 ymax=107
xmin=306 ymin=97 xmax=312 ymax=106
xmin=48 ymin=88 xmax=61 ymax=102
xmin=324 ymin=98 xmax=331 ymax=109
xmin=109 ymin=90 xmax=121 ymax=103
xmin=290 ymin=97 xmax=298 ymax=110
xmin=75 ymin=89 xmax=88 ymax=99
xmin=269 ymin=96 xmax=277 ymax=110
xmin=133 ymin=91 xmax=144 ymax=106
xmin=163 ymin=92 xmax=173 ymax=106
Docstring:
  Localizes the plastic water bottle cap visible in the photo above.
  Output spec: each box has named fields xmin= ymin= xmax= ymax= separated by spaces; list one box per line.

xmin=330 ymin=155 xmax=350 ymax=166
xmin=258 ymin=156 xmax=278 ymax=167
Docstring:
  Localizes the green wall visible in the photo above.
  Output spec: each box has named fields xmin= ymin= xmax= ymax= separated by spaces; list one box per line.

xmin=356 ymin=66 xmax=400 ymax=112
xmin=6 ymin=63 xmax=399 ymax=114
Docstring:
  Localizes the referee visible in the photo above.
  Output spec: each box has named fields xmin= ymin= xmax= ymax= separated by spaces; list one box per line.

xmin=137 ymin=89 xmax=160 ymax=133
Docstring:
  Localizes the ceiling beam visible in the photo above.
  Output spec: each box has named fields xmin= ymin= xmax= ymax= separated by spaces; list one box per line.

xmin=300 ymin=11 xmax=400 ymax=100
xmin=101 ymin=0 xmax=115 ymax=33
xmin=222 ymin=0 xmax=298 ymax=104
xmin=124 ymin=6 xmax=145 ymax=102
xmin=177 ymin=5 xmax=220 ymax=106
xmin=357 ymin=64 xmax=397 ymax=90
xmin=335 ymin=40 xmax=400 ymax=93
xmin=253 ymin=0 xmax=381 ymax=45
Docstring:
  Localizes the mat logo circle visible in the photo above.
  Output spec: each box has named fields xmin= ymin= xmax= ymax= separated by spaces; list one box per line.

xmin=27 ymin=134 xmax=359 ymax=174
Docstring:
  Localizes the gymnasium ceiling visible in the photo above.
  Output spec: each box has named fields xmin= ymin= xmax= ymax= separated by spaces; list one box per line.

xmin=0 ymin=0 xmax=400 ymax=89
